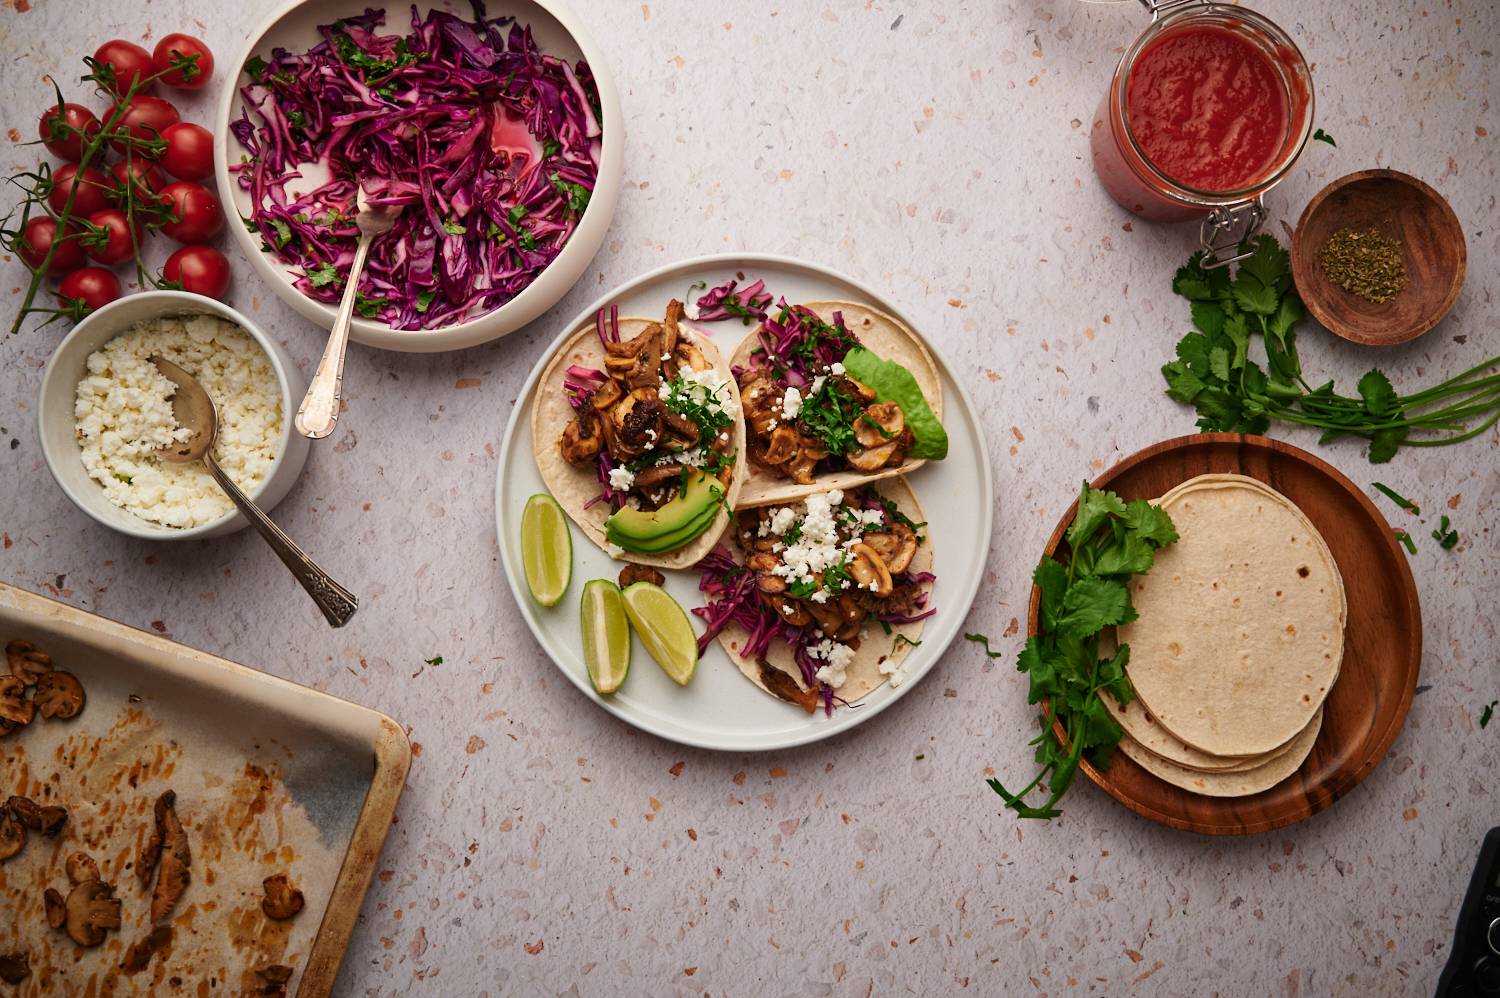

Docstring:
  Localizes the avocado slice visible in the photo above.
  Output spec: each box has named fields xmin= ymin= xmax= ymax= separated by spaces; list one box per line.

xmin=606 ymin=469 xmax=725 ymax=554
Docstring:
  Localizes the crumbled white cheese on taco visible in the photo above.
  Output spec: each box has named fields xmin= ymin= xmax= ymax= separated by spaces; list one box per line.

xmin=780 ymin=385 xmax=802 ymax=420
xmin=608 ymin=466 xmax=636 ymax=491
xmin=810 ymin=639 xmax=855 ymax=689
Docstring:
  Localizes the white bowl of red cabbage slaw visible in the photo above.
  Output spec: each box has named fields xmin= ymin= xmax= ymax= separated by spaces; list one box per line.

xmin=214 ymin=0 xmax=621 ymax=352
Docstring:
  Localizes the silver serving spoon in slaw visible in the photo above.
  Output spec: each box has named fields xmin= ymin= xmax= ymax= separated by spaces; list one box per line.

xmin=152 ymin=356 xmax=358 ymax=627
xmin=294 ymin=185 xmax=403 ymax=439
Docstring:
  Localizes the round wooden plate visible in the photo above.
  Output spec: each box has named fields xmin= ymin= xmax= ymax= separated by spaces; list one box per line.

xmin=1290 ymin=169 xmax=1465 ymax=346
xmin=1030 ymin=434 xmax=1422 ymax=835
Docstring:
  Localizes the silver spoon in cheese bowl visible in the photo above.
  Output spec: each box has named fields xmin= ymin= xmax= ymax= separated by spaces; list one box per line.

xmin=151 ymin=356 xmax=359 ymax=627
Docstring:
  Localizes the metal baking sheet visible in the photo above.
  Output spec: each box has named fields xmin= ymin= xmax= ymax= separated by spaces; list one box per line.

xmin=0 ymin=582 xmax=409 ymax=996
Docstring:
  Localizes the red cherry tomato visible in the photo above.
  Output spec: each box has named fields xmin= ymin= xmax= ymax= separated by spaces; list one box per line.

xmin=16 ymin=217 xmax=86 ymax=274
xmin=84 ymin=209 xmax=141 ymax=266
xmin=159 ymin=122 xmax=214 ymax=180
xmin=57 ymin=267 xmax=122 ymax=313
xmin=108 ymin=156 xmax=167 ymax=206
xmin=163 ymin=245 xmax=231 ymax=299
xmin=103 ymin=95 xmax=180 ymax=157
xmin=152 ymin=34 xmax=214 ymax=90
xmin=159 ymin=181 xmax=224 ymax=243
xmin=37 ymin=103 xmax=101 ymax=162
xmin=92 ymin=40 xmax=155 ymax=96
xmin=47 ymin=164 xmax=112 ymax=217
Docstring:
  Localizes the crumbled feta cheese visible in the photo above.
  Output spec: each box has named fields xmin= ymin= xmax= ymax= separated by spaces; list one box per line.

xmin=810 ymin=639 xmax=855 ymax=689
xmin=780 ymin=386 xmax=803 ymax=420
xmin=809 ymin=375 xmax=827 ymax=395
xmin=608 ymin=466 xmax=636 ymax=491
xmin=683 ymin=298 xmax=701 ymax=321
xmin=880 ymin=655 xmax=910 ymax=688
xmin=74 ymin=315 xmax=282 ymax=529
xmin=663 ymin=365 xmax=739 ymax=418
xmin=830 ymin=361 xmax=845 ymax=376
xmin=661 ymin=353 xmax=672 ymax=362
xmin=768 ymin=507 xmax=798 ymax=536
xmin=770 ymin=492 xmax=845 ymax=589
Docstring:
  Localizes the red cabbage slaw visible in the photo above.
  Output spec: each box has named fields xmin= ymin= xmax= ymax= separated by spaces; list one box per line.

xmin=691 ymin=277 xmax=860 ymax=387
xmin=691 ymin=492 xmax=937 ymax=714
xmin=230 ymin=2 xmax=601 ymax=330
xmin=565 ymin=304 xmax=627 ymax=511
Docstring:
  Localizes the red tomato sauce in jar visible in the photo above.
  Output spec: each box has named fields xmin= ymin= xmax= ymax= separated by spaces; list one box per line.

xmin=1126 ymin=25 xmax=1289 ymax=193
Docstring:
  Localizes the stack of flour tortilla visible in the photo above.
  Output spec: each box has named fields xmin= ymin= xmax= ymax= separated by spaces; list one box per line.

xmin=1106 ymin=474 xmax=1348 ymax=797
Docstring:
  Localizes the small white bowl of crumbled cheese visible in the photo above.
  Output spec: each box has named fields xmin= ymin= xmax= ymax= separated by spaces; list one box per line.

xmin=38 ymin=292 xmax=310 ymax=539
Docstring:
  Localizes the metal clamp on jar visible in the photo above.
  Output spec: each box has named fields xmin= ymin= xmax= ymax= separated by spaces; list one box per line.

xmin=1090 ymin=0 xmax=1314 ymax=268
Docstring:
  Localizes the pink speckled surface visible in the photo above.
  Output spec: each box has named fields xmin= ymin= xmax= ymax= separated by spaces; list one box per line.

xmin=3 ymin=1 xmax=1499 ymax=995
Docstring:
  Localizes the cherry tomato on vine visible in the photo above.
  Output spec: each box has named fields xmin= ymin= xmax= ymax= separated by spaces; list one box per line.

xmin=107 ymin=157 xmax=167 ymax=206
xmin=152 ymin=34 xmax=214 ymax=90
xmin=158 ymin=181 xmax=224 ymax=243
xmin=37 ymin=103 xmax=101 ymax=162
xmin=57 ymin=267 xmax=122 ymax=313
xmin=92 ymin=40 xmax=155 ymax=96
xmin=83 ymin=209 xmax=141 ymax=266
xmin=16 ymin=217 xmax=86 ymax=274
xmin=159 ymin=122 xmax=214 ymax=180
xmin=163 ymin=245 xmax=231 ymax=299
xmin=103 ymin=95 xmax=180 ymax=157
xmin=47 ymin=164 xmax=112 ymax=217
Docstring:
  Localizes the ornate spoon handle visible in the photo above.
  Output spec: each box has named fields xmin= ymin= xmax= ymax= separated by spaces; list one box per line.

xmin=203 ymin=454 xmax=359 ymax=627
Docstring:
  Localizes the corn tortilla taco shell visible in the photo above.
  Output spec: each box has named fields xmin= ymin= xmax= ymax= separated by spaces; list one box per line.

xmin=1117 ymin=474 xmax=1347 ymax=757
xmin=718 ymin=476 xmax=933 ymax=705
xmin=1118 ymin=707 xmax=1322 ymax=797
xmin=1098 ymin=630 xmax=1297 ymax=773
xmin=531 ymin=318 xmax=746 ymax=568
xmin=731 ymin=301 xmax=943 ymax=509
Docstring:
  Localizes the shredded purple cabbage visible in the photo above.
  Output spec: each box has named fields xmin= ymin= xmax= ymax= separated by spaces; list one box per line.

xmin=693 ymin=278 xmax=771 ymax=323
xmin=749 ymin=299 xmax=859 ymax=387
xmin=230 ymin=2 xmax=602 ymax=330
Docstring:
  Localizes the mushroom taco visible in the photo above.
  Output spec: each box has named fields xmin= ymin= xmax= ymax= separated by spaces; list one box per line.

xmin=531 ymin=300 xmax=747 ymax=568
xmin=730 ymin=300 xmax=947 ymax=508
xmin=692 ymin=477 xmax=935 ymax=712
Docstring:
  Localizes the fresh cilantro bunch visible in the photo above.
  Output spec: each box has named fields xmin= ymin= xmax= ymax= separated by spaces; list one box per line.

xmin=974 ymin=483 xmax=1179 ymax=820
xmin=1162 ymin=235 xmax=1500 ymax=463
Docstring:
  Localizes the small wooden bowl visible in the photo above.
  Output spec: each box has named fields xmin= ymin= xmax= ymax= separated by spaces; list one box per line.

xmin=1291 ymin=169 xmax=1465 ymax=346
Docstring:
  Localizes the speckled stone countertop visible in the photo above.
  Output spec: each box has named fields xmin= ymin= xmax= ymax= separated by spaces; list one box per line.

xmin=2 ymin=1 xmax=1497 ymax=995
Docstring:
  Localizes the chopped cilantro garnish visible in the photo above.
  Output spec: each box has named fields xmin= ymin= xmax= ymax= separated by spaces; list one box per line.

xmin=441 ymin=218 xmax=466 ymax=235
xmin=542 ymin=139 xmax=562 ymax=158
xmin=307 ymin=263 xmax=339 ymax=288
xmin=415 ymin=290 xmax=437 ymax=314
xmin=507 ymin=204 xmax=528 ymax=226
xmin=549 ymin=172 xmax=591 ymax=214
xmin=243 ymin=55 xmax=269 ymax=82
xmin=1432 ymin=515 xmax=1459 ymax=550
xmin=517 ymin=228 xmax=537 ymax=252
xmin=355 ymin=293 xmax=388 ymax=318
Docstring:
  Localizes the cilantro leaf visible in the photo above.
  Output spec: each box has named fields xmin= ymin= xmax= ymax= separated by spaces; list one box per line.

xmin=1122 ymin=499 xmax=1179 ymax=546
xmin=1357 ymin=369 xmax=1398 ymax=418
xmin=1313 ymin=127 xmax=1337 ymax=147
xmin=1065 ymin=482 xmax=1126 ymax=550
xmin=307 ymin=263 xmax=339 ymax=288
xmin=1055 ymin=578 xmax=1134 ymax=640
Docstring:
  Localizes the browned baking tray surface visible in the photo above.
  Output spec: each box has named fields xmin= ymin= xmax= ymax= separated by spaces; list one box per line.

xmin=0 ymin=582 xmax=410 ymax=995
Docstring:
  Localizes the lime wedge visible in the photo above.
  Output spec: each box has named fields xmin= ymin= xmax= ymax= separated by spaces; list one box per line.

xmin=521 ymin=494 xmax=571 ymax=607
xmin=621 ymin=582 xmax=699 ymax=685
xmin=580 ymin=580 xmax=630 ymax=694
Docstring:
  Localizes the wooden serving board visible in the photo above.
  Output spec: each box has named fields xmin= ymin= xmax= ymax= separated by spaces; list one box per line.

xmin=1030 ymin=434 xmax=1422 ymax=836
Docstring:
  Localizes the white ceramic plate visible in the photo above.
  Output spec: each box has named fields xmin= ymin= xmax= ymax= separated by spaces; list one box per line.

xmin=214 ymin=0 xmax=623 ymax=353
xmin=495 ymin=255 xmax=994 ymax=751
